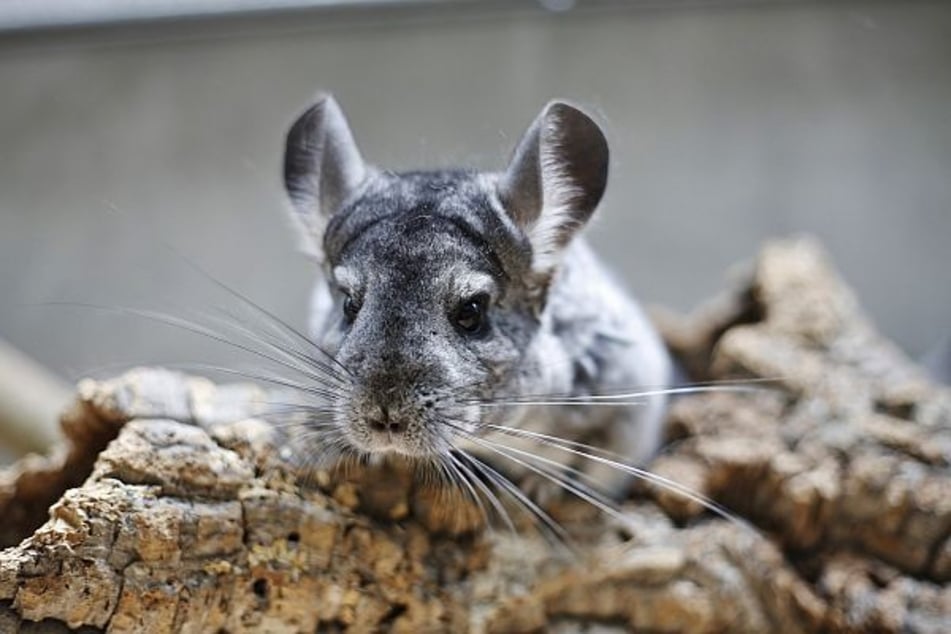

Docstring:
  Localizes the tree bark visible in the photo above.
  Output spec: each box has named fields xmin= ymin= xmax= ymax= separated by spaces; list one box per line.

xmin=1 ymin=237 xmax=949 ymax=633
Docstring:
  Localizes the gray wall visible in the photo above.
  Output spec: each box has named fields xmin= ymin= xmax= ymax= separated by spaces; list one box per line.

xmin=1 ymin=1 xmax=949 ymax=384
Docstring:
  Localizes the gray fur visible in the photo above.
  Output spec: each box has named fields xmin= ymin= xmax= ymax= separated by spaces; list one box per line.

xmin=283 ymin=95 xmax=673 ymax=495
xmin=284 ymin=94 xmax=370 ymax=260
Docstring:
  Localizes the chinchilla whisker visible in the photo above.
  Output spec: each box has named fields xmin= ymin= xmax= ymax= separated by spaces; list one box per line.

xmin=433 ymin=457 xmax=480 ymax=510
xmin=466 ymin=427 xmax=622 ymax=503
xmin=57 ymin=360 xmax=163 ymax=384
xmin=255 ymin=410 xmax=340 ymax=429
xmin=430 ymin=458 xmax=491 ymax=531
xmin=255 ymin=400 xmax=343 ymax=416
xmin=448 ymin=450 xmax=518 ymax=537
xmin=416 ymin=455 xmax=450 ymax=489
xmin=441 ymin=453 xmax=494 ymax=535
xmin=43 ymin=302 xmax=348 ymax=390
xmin=462 ymin=449 xmax=574 ymax=551
xmin=484 ymin=423 xmax=749 ymax=530
xmin=265 ymin=421 xmax=337 ymax=433
xmin=280 ymin=422 xmax=340 ymax=436
xmin=290 ymin=437 xmax=354 ymax=486
xmin=440 ymin=452 xmax=478 ymax=504
xmin=442 ymin=423 xmax=571 ymax=548
xmin=464 ymin=434 xmax=629 ymax=525
xmin=196 ymin=308 xmax=351 ymax=388
xmin=58 ymin=358 xmax=350 ymax=410
xmin=475 ymin=401 xmax=648 ymax=409
xmin=479 ymin=420 xmax=633 ymax=463
xmin=423 ymin=457 xmax=456 ymax=500
xmin=153 ymin=237 xmax=354 ymax=380
xmin=428 ymin=381 xmax=488 ymax=407
xmin=197 ymin=312 xmax=351 ymax=390
xmin=466 ymin=381 xmax=777 ymax=408
xmin=280 ymin=430 xmax=331 ymax=451
xmin=255 ymin=405 xmax=338 ymax=420
xmin=164 ymin=362 xmax=350 ymax=402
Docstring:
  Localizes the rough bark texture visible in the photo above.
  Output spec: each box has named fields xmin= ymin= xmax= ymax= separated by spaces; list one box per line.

xmin=1 ymin=237 xmax=949 ymax=632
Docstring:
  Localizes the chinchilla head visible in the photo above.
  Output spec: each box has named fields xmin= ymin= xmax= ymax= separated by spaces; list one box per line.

xmin=283 ymin=94 xmax=608 ymax=459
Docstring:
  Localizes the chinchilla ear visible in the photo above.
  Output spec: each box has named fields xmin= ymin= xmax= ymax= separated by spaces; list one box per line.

xmin=497 ymin=101 xmax=608 ymax=274
xmin=283 ymin=94 xmax=368 ymax=259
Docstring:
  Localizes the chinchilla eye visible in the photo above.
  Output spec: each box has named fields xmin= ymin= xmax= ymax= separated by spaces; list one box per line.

xmin=452 ymin=293 xmax=489 ymax=336
xmin=342 ymin=293 xmax=361 ymax=324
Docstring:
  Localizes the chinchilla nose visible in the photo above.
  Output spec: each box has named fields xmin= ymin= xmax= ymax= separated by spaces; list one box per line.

xmin=366 ymin=405 xmax=405 ymax=434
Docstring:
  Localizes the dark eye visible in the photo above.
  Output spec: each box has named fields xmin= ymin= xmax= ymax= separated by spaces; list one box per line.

xmin=452 ymin=294 xmax=489 ymax=336
xmin=342 ymin=293 xmax=361 ymax=324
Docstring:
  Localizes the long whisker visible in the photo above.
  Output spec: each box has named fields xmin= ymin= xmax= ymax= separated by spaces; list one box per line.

xmin=287 ymin=433 xmax=353 ymax=485
xmin=483 ymin=423 xmax=751 ymax=530
xmin=42 ymin=302 xmax=345 ymax=390
xmin=172 ymin=362 xmax=349 ymax=402
xmin=196 ymin=307 xmax=351 ymax=388
xmin=449 ymin=444 xmax=572 ymax=550
xmin=449 ymin=450 xmax=518 ymax=537
xmin=462 ymin=432 xmax=630 ymax=526
xmin=443 ymin=415 xmax=630 ymax=545
xmin=489 ymin=378 xmax=780 ymax=400
xmin=466 ymin=382 xmax=776 ymax=408
xmin=253 ymin=407 xmax=342 ymax=430
xmin=254 ymin=400 xmax=343 ymax=415
xmin=441 ymin=452 xmax=492 ymax=535
xmin=151 ymin=237 xmax=353 ymax=380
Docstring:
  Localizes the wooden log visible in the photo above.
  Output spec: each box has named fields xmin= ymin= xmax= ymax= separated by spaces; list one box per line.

xmin=1 ymin=237 xmax=948 ymax=632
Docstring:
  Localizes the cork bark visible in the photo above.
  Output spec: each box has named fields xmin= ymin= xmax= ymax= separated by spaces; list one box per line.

xmin=1 ymin=237 xmax=949 ymax=633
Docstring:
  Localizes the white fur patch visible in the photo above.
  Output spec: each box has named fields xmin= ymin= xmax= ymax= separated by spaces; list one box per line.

xmin=447 ymin=268 xmax=496 ymax=300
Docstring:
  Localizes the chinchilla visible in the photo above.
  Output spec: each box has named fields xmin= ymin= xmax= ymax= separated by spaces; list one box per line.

xmin=282 ymin=94 xmax=674 ymax=502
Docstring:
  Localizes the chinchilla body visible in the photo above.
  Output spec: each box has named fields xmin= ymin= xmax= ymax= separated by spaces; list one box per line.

xmin=283 ymin=96 xmax=673 ymax=496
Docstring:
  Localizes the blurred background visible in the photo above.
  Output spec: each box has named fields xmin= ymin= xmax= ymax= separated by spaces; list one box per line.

xmin=0 ymin=0 xmax=949 ymax=462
